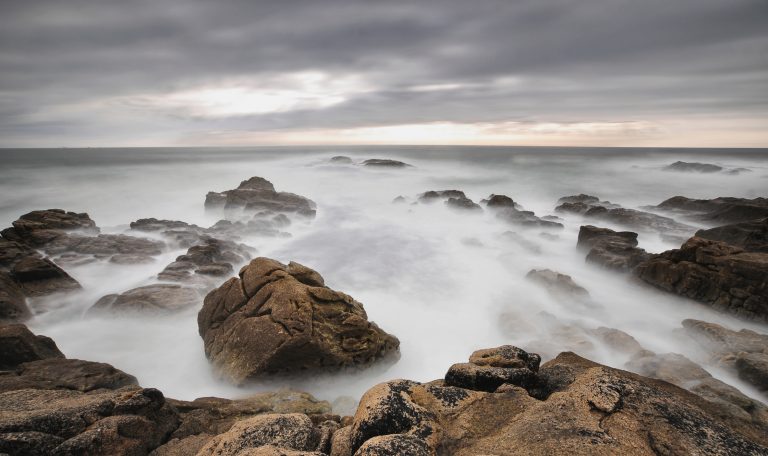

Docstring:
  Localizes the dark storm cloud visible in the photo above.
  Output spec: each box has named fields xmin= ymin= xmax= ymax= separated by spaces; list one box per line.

xmin=0 ymin=0 xmax=766 ymax=145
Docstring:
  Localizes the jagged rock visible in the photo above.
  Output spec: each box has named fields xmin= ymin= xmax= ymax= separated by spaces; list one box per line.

xmin=0 ymin=324 xmax=64 ymax=370
xmin=333 ymin=347 xmax=768 ymax=455
xmin=361 ymin=159 xmax=410 ymax=168
xmin=577 ymin=225 xmax=650 ymax=271
xmin=329 ymin=156 xmax=353 ymax=164
xmin=654 ymin=196 xmax=768 ymax=224
xmin=0 ymin=358 xmax=138 ymax=393
xmin=526 ymin=269 xmax=590 ymax=299
xmin=91 ymin=284 xmax=204 ymax=315
xmin=0 ymin=386 xmax=179 ymax=456
xmin=204 ymin=176 xmax=316 ymax=217
xmin=10 ymin=256 xmax=80 ymax=296
xmin=665 ymin=161 xmax=723 ymax=173
xmin=635 ymin=237 xmax=768 ymax=321
xmin=0 ymin=273 xmax=29 ymax=322
xmin=198 ymin=258 xmax=399 ymax=383
xmin=0 ymin=209 xmax=98 ymax=247
xmin=195 ymin=413 xmax=324 ymax=455
xmin=696 ymin=218 xmax=768 ymax=253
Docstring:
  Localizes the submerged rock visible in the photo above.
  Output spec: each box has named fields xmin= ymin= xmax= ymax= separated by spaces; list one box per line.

xmin=329 ymin=156 xmax=353 ymax=164
xmin=198 ymin=258 xmax=400 ymax=383
xmin=157 ymin=236 xmax=253 ymax=284
xmin=361 ymin=159 xmax=411 ymax=168
xmin=654 ymin=196 xmax=768 ymax=224
xmin=330 ymin=346 xmax=768 ymax=455
xmin=526 ymin=269 xmax=590 ymax=300
xmin=91 ymin=284 xmax=204 ymax=315
xmin=664 ymin=161 xmax=723 ymax=173
xmin=635 ymin=237 xmax=768 ymax=321
xmin=577 ymin=225 xmax=650 ymax=271
xmin=445 ymin=197 xmax=482 ymax=212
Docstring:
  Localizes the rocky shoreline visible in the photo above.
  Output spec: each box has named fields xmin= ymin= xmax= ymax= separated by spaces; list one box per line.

xmin=1 ymin=169 xmax=767 ymax=455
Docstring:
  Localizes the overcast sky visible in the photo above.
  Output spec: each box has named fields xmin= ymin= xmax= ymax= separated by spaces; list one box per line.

xmin=1 ymin=0 xmax=767 ymax=147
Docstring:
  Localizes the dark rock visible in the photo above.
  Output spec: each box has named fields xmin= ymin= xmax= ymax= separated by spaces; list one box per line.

xmin=10 ymin=256 xmax=80 ymax=296
xmin=0 ymin=358 xmax=138 ymax=393
xmin=361 ymin=159 xmax=410 ymax=168
xmin=91 ymin=284 xmax=203 ymax=315
xmin=109 ymin=254 xmax=156 ymax=265
xmin=0 ymin=324 xmax=64 ymax=370
xmin=665 ymin=161 xmax=723 ymax=173
xmin=130 ymin=218 xmax=198 ymax=232
xmin=198 ymin=258 xmax=400 ymax=383
xmin=157 ymin=236 xmax=252 ymax=284
xmin=682 ymin=319 xmax=768 ymax=355
xmin=0 ymin=273 xmax=29 ymax=322
xmin=655 ymin=196 xmax=768 ymax=224
xmin=735 ymin=353 xmax=768 ymax=391
xmin=635 ymin=237 xmax=768 ymax=321
xmin=484 ymin=194 xmax=516 ymax=208
xmin=205 ymin=176 xmax=316 ymax=217
xmin=0 ymin=209 xmax=98 ymax=247
xmin=329 ymin=156 xmax=353 ymax=164
xmin=354 ymin=435 xmax=431 ymax=456
xmin=577 ymin=225 xmax=650 ymax=271
xmin=696 ymin=218 xmax=768 ymax=253
xmin=557 ymin=194 xmax=601 ymax=205
xmin=495 ymin=207 xmax=564 ymax=229
xmin=445 ymin=197 xmax=482 ymax=211
xmin=418 ymin=190 xmax=466 ymax=202
xmin=391 ymin=196 xmax=406 ymax=204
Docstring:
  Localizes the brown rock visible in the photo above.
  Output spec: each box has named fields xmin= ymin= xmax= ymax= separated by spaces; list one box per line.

xmin=735 ymin=353 xmax=768 ymax=392
xmin=526 ymin=269 xmax=590 ymax=299
xmin=655 ymin=196 xmax=768 ymax=224
xmin=635 ymin=237 xmax=768 ymax=321
xmin=577 ymin=225 xmax=650 ymax=271
xmin=10 ymin=256 xmax=80 ymax=297
xmin=0 ymin=324 xmax=64 ymax=370
xmin=195 ymin=413 xmax=323 ymax=455
xmin=91 ymin=284 xmax=203 ymax=315
xmin=0 ymin=209 xmax=98 ymax=247
xmin=0 ymin=358 xmax=138 ymax=393
xmin=204 ymin=176 xmax=316 ymax=217
xmin=0 ymin=273 xmax=30 ymax=322
xmin=198 ymin=258 xmax=399 ymax=384
xmin=696 ymin=218 xmax=768 ymax=253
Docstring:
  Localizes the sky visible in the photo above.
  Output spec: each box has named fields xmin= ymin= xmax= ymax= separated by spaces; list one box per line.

xmin=1 ymin=0 xmax=767 ymax=148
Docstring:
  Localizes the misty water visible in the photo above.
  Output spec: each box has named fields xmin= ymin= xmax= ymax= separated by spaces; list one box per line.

xmin=1 ymin=146 xmax=766 ymax=410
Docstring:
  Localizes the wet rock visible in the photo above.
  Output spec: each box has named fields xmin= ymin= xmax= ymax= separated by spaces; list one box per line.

xmin=198 ymin=258 xmax=399 ymax=383
xmin=635 ymin=237 xmax=768 ymax=321
xmin=445 ymin=346 xmax=541 ymax=393
xmin=91 ymin=284 xmax=204 ymax=315
xmin=109 ymin=253 xmax=157 ymax=264
xmin=696 ymin=218 xmax=768 ymax=253
xmin=205 ymin=176 xmax=316 ymax=217
xmin=495 ymin=207 xmax=564 ymax=229
xmin=361 ymin=159 xmax=410 ymax=168
xmin=526 ymin=269 xmax=590 ymax=300
xmin=329 ymin=156 xmax=353 ymax=164
xmin=682 ymin=319 xmax=768 ymax=355
xmin=577 ymin=225 xmax=650 ymax=271
xmin=665 ymin=161 xmax=723 ymax=173
xmin=0 ymin=272 xmax=29 ymax=322
xmin=654 ymin=196 xmax=768 ymax=224
xmin=0 ymin=386 xmax=179 ymax=456
xmin=0 ymin=324 xmax=64 ymax=370
xmin=0 ymin=358 xmax=138 ymax=393
xmin=735 ymin=353 xmax=768 ymax=391
xmin=157 ymin=236 xmax=252 ymax=285
xmin=195 ymin=413 xmax=323 ymax=455
xmin=340 ymin=347 xmax=768 ymax=455
xmin=10 ymin=256 xmax=80 ymax=296
xmin=482 ymin=194 xmax=516 ymax=208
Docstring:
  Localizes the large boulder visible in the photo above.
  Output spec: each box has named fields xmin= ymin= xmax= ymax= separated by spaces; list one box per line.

xmin=0 ymin=209 xmax=98 ymax=247
xmin=204 ymin=176 xmax=316 ymax=217
xmin=0 ymin=358 xmax=138 ymax=393
xmin=330 ymin=347 xmax=768 ymax=455
xmin=635 ymin=237 xmax=768 ymax=321
xmin=198 ymin=258 xmax=400 ymax=384
xmin=577 ymin=225 xmax=650 ymax=271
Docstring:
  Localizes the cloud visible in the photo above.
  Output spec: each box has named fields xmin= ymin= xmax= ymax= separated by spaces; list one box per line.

xmin=0 ymin=0 xmax=766 ymax=146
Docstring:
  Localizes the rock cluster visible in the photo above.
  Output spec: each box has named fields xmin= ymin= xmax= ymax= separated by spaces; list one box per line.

xmin=198 ymin=258 xmax=400 ymax=384
xmin=635 ymin=236 xmax=767 ymax=321
xmin=205 ymin=176 xmax=316 ymax=217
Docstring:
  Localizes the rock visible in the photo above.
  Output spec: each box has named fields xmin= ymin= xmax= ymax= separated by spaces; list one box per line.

xmin=696 ymin=218 xmax=768 ymax=253
xmin=682 ymin=319 xmax=768 ymax=355
xmin=91 ymin=284 xmax=204 ymax=315
xmin=725 ymin=167 xmax=752 ymax=175
xmin=526 ymin=269 xmax=590 ymax=299
xmin=391 ymin=196 xmax=406 ymax=204
xmin=557 ymin=194 xmax=601 ymax=205
xmin=590 ymin=327 xmax=643 ymax=355
xmin=204 ymin=176 xmax=316 ymax=217
xmin=0 ymin=324 xmax=64 ymax=370
xmin=445 ymin=197 xmax=482 ymax=212
xmin=735 ymin=353 xmax=768 ymax=391
xmin=354 ymin=435 xmax=431 ymax=456
xmin=0 ymin=209 xmax=98 ymax=247
xmin=10 ymin=256 xmax=80 ymax=296
xmin=445 ymin=346 xmax=541 ymax=394
xmin=329 ymin=156 xmax=353 ymax=164
xmin=635 ymin=237 xmax=768 ymax=321
xmin=130 ymin=218 xmax=198 ymax=232
xmin=495 ymin=207 xmax=564 ymax=229
xmin=338 ymin=347 xmax=768 ymax=455
xmin=654 ymin=196 xmax=768 ymax=224
xmin=0 ymin=358 xmax=138 ymax=393
xmin=150 ymin=434 xmax=213 ymax=456
xmin=577 ymin=225 xmax=650 ymax=271
xmin=361 ymin=159 xmax=410 ymax=168
xmin=665 ymin=161 xmax=723 ymax=173
xmin=0 ymin=386 xmax=179 ymax=456
xmin=195 ymin=413 xmax=324 ymax=455
xmin=418 ymin=190 xmax=466 ymax=202
xmin=0 ymin=272 xmax=30 ymax=322
xmin=483 ymin=194 xmax=516 ymax=208
xmin=109 ymin=253 xmax=157 ymax=264
xmin=157 ymin=236 xmax=252 ymax=284
xmin=198 ymin=258 xmax=399 ymax=383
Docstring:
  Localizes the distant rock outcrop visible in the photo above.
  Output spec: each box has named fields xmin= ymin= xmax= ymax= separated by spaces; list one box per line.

xmin=654 ymin=196 xmax=768 ymax=224
xmin=198 ymin=258 xmax=400 ymax=384
xmin=664 ymin=161 xmax=723 ymax=173
xmin=205 ymin=176 xmax=316 ymax=217
xmin=361 ymin=159 xmax=411 ymax=168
